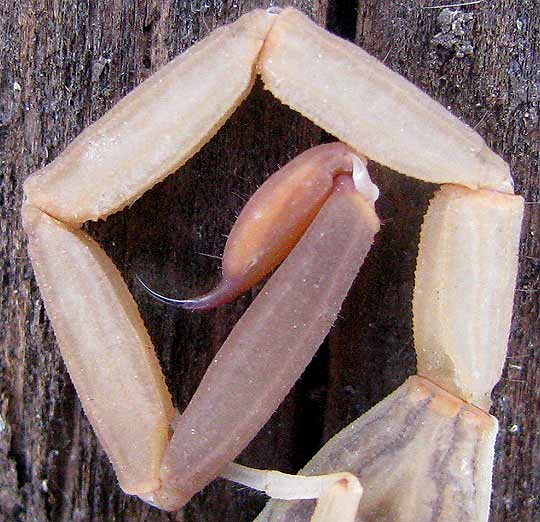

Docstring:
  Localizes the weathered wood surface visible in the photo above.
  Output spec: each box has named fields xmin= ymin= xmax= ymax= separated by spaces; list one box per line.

xmin=1 ymin=1 xmax=538 ymax=521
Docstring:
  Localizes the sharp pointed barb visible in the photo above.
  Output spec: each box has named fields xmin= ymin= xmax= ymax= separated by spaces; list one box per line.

xmin=135 ymin=275 xmax=196 ymax=309
xmin=135 ymin=275 xmax=235 ymax=311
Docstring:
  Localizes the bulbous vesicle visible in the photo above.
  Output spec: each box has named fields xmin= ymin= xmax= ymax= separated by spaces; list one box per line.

xmin=155 ymin=178 xmax=380 ymax=510
xmin=140 ymin=143 xmax=370 ymax=310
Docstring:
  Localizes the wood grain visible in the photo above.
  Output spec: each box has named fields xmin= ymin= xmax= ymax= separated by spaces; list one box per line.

xmin=1 ymin=1 xmax=538 ymax=521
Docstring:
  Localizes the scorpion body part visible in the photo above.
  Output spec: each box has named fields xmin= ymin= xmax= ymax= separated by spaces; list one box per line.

xmin=23 ymin=7 xmax=523 ymax=522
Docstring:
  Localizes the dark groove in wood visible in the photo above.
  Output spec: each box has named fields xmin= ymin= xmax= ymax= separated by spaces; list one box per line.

xmin=326 ymin=0 xmax=358 ymax=40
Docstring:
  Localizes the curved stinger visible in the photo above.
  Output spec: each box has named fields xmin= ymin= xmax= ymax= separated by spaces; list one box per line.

xmin=139 ymin=142 xmax=374 ymax=311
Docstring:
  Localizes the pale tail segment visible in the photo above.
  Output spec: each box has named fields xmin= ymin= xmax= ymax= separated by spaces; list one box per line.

xmin=413 ymin=185 xmax=524 ymax=409
xmin=259 ymin=8 xmax=513 ymax=193
xmin=22 ymin=205 xmax=175 ymax=497
xmin=155 ymin=182 xmax=380 ymax=510
xmin=24 ymin=5 xmax=514 ymax=229
xmin=23 ymin=9 xmax=276 ymax=225
xmin=256 ymin=376 xmax=498 ymax=522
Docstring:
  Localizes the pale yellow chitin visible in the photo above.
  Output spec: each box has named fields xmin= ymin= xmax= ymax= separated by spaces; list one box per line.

xmin=414 ymin=186 xmax=523 ymax=410
xmin=22 ymin=6 xmax=522 ymax=522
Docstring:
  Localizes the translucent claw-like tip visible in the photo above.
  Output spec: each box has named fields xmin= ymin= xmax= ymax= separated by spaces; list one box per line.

xmin=136 ymin=276 xmax=238 ymax=311
xmin=136 ymin=275 xmax=192 ymax=309
xmin=352 ymin=155 xmax=379 ymax=203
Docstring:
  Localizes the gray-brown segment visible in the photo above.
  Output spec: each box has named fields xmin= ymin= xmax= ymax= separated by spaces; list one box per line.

xmin=256 ymin=376 xmax=497 ymax=522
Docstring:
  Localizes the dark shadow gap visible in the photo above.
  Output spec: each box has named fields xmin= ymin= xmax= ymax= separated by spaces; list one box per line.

xmin=326 ymin=0 xmax=359 ymax=41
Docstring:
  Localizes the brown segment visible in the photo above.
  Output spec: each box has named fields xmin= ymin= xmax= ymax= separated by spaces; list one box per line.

xmin=156 ymin=184 xmax=380 ymax=510
xmin=168 ymin=142 xmax=363 ymax=310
